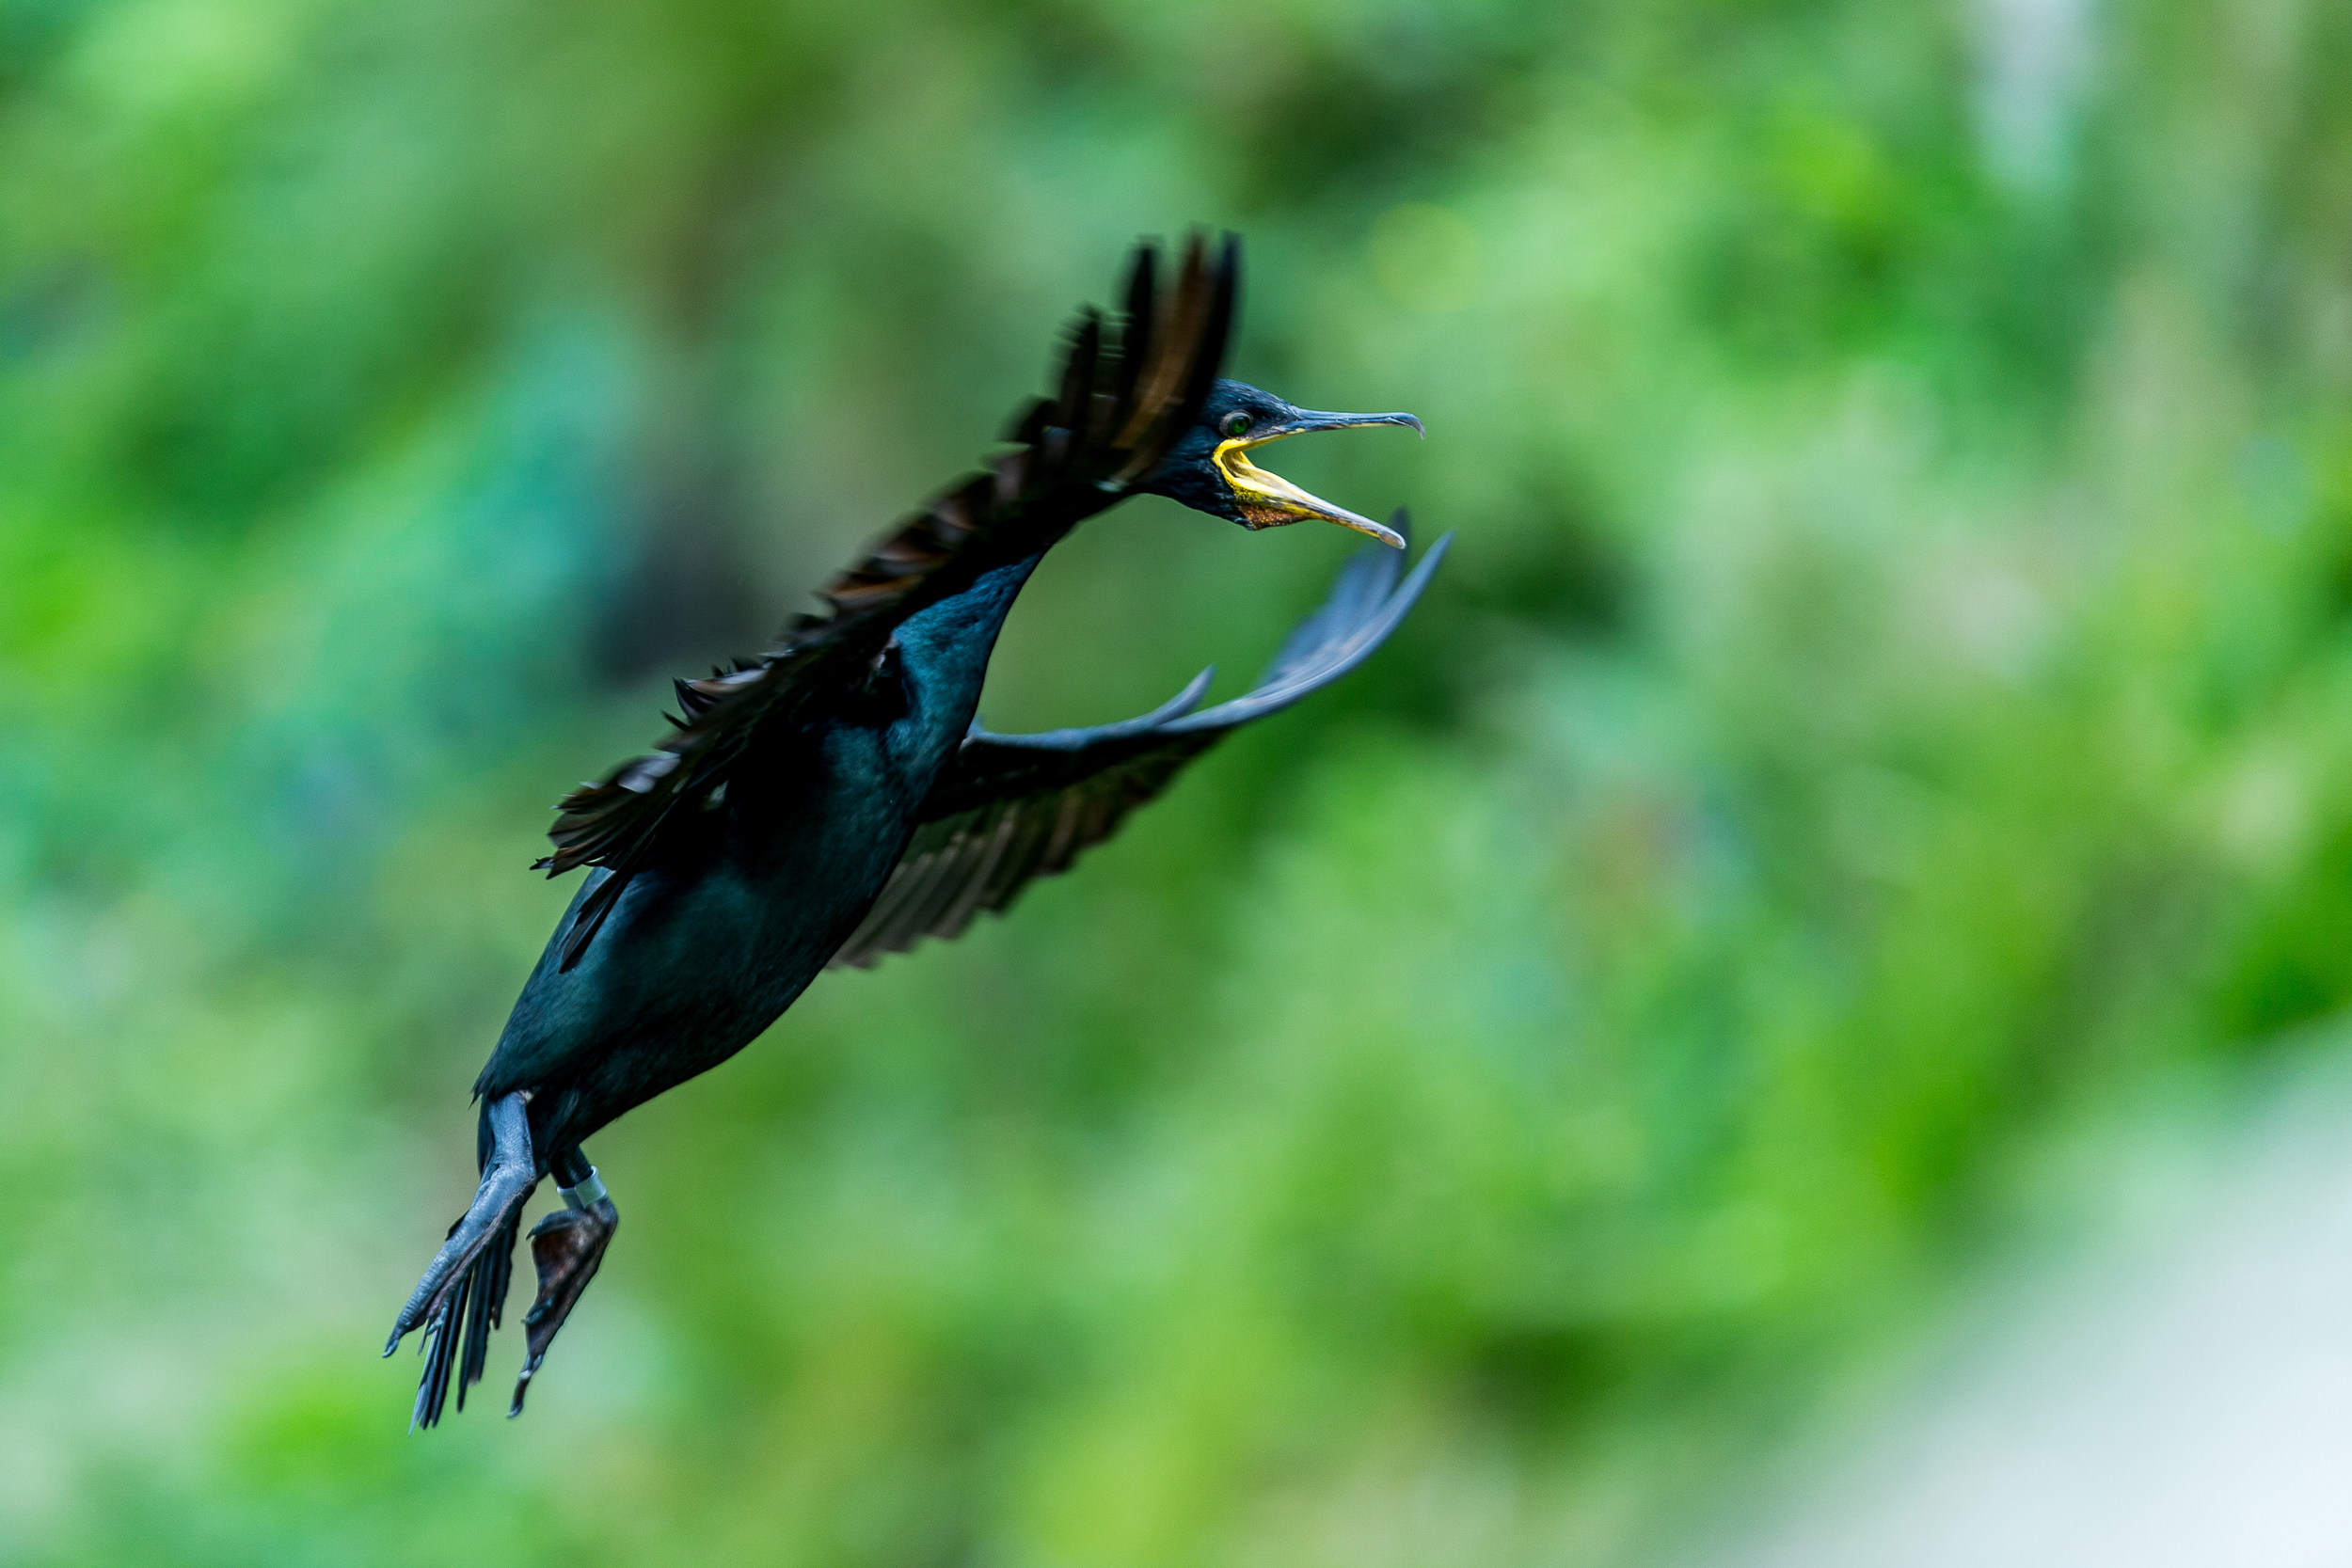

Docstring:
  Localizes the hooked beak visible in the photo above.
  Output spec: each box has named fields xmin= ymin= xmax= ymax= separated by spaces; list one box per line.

xmin=1213 ymin=409 xmax=1423 ymax=548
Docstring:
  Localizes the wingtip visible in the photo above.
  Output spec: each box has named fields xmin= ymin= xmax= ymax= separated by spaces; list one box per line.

xmin=1379 ymin=513 xmax=1456 ymax=574
xmin=1389 ymin=527 xmax=1452 ymax=606
xmin=1402 ymin=527 xmax=1449 ymax=570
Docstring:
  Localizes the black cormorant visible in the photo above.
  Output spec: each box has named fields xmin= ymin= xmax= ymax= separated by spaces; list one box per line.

xmin=384 ymin=232 xmax=1448 ymax=1427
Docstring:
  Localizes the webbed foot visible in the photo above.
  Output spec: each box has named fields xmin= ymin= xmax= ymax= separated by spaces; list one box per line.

xmin=508 ymin=1172 xmax=619 ymax=1418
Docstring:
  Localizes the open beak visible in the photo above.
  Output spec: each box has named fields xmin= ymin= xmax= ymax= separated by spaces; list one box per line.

xmin=1214 ymin=410 xmax=1423 ymax=548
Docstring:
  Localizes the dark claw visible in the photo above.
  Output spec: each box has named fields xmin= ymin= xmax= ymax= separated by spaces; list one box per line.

xmin=508 ymin=1196 xmax=618 ymax=1418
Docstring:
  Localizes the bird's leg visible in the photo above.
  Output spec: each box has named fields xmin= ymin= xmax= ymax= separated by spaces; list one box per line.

xmin=383 ymin=1091 xmax=536 ymax=1427
xmin=508 ymin=1142 xmax=619 ymax=1418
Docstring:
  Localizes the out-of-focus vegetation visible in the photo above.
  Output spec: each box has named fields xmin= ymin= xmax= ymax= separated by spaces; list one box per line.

xmin=5 ymin=0 xmax=2352 ymax=1562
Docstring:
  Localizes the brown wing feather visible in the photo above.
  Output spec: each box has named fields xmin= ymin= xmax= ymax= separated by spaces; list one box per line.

xmin=539 ymin=231 xmax=1240 ymax=970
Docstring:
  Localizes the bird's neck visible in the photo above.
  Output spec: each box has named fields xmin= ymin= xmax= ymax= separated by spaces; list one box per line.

xmin=889 ymin=547 xmax=1049 ymax=746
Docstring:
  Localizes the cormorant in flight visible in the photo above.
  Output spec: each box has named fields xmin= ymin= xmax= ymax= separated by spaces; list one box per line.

xmin=385 ymin=232 xmax=1448 ymax=1427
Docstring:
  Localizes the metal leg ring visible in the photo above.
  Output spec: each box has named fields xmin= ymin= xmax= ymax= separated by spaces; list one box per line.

xmin=558 ymin=1166 xmax=608 ymax=1211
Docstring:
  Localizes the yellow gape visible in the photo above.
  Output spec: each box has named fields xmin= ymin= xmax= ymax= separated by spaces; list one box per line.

xmin=1213 ymin=418 xmax=1417 ymax=546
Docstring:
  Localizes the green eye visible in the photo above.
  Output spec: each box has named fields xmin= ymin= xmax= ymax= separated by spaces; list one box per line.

xmin=1223 ymin=413 xmax=1251 ymax=438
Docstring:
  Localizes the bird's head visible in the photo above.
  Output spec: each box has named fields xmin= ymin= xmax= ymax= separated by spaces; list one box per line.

xmin=1141 ymin=379 xmax=1422 ymax=548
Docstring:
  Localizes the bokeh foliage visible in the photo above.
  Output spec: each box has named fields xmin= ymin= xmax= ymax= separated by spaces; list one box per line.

xmin=5 ymin=0 xmax=2352 ymax=1562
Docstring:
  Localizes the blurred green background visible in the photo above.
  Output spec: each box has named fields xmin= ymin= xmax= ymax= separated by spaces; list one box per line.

xmin=6 ymin=0 xmax=2352 ymax=1562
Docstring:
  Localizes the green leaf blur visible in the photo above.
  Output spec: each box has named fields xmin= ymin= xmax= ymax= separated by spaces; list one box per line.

xmin=5 ymin=0 xmax=2350 ymax=1562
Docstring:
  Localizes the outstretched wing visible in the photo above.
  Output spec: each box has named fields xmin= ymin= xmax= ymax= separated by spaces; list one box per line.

xmin=541 ymin=232 xmax=1241 ymax=970
xmin=828 ymin=523 xmax=1451 ymax=970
